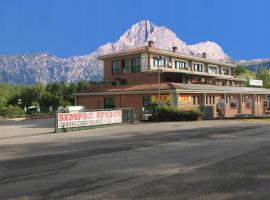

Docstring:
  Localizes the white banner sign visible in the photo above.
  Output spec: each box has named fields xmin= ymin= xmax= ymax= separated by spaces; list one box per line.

xmin=57 ymin=110 xmax=122 ymax=128
xmin=249 ymin=79 xmax=263 ymax=86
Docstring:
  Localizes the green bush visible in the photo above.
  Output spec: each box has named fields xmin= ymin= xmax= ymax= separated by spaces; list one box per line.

xmin=156 ymin=106 xmax=202 ymax=121
xmin=0 ymin=105 xmax=25 ymax=118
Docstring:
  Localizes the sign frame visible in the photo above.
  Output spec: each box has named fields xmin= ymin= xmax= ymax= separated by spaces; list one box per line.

xmin=56 ymin=110 xmax=122 ymax=131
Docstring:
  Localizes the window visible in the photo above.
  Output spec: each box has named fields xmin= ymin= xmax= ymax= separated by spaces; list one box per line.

xmin=206 ymin=96 xmax=215 ymax=105
xmin=104 ymin=97 xmax=115 ymax=109
xmin=112 ymin=60 xmax=121 ymax=75
xmin=230 ymin=99 xmax=238 ymax=108
xmin=132 ymin=57 xmax=141 ymax=72
xmin=193 ymin=96 xmax=200 ymax=105
xmin=122 ymin=59 xmax=129 ymax=73
xmin=153 ymin=57 xmax=166 ymax=67
xmin=175 ymin=61 xmax=186 ymax=69
xmin=143 ymin=96 xmax=151 ymax=106
xmin=208 ymin=66 xmax=218 ymax=74
xmin=193 ymin=63 xmax=204 ymax=72
xmin=153 ymin=58 xmax=159 ymax=66
xmin=222 ymin=67 xmax=230 ymax=75
xmin=120 ymin=79 xmax=127 ymax=85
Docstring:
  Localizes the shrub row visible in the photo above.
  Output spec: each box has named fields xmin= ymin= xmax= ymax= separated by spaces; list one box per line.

xmin=0 ymin=105 xmax=26 ymax=118
xmin=156 ymin=106 xmax=202 ymax=121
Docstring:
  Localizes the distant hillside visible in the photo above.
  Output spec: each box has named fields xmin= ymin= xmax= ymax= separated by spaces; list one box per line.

xmin=238 ymin=59 xmax=270 ymax=72
xmin=236 ymin=69 xmax=256 ymax=80
xmin=235 ymin=65 xmax=270 ymax=88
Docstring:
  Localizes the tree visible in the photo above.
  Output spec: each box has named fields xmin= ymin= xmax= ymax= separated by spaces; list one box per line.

xmin=235 ymin=65 xmax=246 ymax=75
xmin=77 ymin=80 xmax=90 ymax=90
xmin=1 ymin=80 xmax=95 ymax=113
xmin=0 ymin=83 xmax=20 ymax=109
xmin=256 ymin=69 xmax=270 ymax=88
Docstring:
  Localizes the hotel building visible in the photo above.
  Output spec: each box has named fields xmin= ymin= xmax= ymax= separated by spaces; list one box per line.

xmin=74 ymin=41 xmax=270 ymax=119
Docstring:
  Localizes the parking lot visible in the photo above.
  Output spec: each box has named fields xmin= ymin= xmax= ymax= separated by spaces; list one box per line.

xmin=1 ymin=118 xmax=270 ymax=200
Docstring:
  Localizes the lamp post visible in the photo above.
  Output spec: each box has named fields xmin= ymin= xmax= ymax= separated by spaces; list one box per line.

xmin=17 ymin=98 xmax=22 ymax=106
xmin=158 ymin=56 xmax=162 ymax=106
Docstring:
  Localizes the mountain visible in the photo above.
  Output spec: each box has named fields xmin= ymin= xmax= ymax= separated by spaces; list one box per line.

xmin=238 ymin=59 xmax=270 ymax=73
xmin=0 ymin=53 xmax=68 ymax=84
xmin=0 ymin=20 xmax=232 ymax=84
xmin=188 ymin=41 xmax=231 ymax=62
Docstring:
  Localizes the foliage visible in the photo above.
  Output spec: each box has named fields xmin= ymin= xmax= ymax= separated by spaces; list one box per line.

xmin=235 ymin=65 xmax=246 ymax=75
xmin=0 ymin=83 xmax=21 ymax=109
xmin=0 ymin=105 xmax=25 ymax=117
xmin=234 ymin=65 xmax=270 ymax=87
xmin=256 ymin=69 xmax=270 ymax=88
xmin=235 ymin=65 xmax=256 ymax=84
xmin=156 ymin=106 xmax=202 ymax=121
xmin=0 ymin=80 xmax=97 ymax=116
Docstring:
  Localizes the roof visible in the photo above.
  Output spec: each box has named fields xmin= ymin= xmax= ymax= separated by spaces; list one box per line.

xmin=77 ymin=83 xmax=174 ymax=93
xmin=75 ymin=82 xmax=270 ymax=95
xmin=172 ymin=83 xmax=270 ymax=93
xmin=98 ymin=46 xmax=236 ymax=68
xmin=160 ymin=70 xmax=245 ymax=82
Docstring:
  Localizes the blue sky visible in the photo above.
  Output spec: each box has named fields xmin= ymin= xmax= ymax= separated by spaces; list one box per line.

xmin=0 ymin=0 xmax=269 ymax=60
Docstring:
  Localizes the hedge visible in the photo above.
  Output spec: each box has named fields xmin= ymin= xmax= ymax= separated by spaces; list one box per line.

xmin=156 ymin=106 xmax=202 ymax=121
xmin=0 ymin=105 xmax=26 ymax=118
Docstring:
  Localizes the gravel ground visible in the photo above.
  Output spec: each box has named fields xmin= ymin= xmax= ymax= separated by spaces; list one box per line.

xmin=0 ymin=118 xmax=270 ymax=200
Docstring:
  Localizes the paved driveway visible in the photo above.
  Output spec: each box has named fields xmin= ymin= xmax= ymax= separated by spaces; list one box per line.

xmin=0 ymin=118 xmax=270 ymax=200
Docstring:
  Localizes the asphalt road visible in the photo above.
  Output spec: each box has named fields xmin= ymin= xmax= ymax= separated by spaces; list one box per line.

xmin=1 ymin=118 xmax=270 ymax=200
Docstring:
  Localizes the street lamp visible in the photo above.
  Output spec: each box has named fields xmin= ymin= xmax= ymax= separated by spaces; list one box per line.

xmin=158 ymin=56 xmax=162 ymax=106
xmin=17 ymin=98 xmax=22 ymax=105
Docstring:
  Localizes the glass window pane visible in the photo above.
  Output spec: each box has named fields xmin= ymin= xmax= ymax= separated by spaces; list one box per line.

xmin=104 ymin=97 xmax=115 ymax=109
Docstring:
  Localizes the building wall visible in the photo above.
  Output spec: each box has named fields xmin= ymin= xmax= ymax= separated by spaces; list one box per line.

xmin=255 ymin=96 xmax=264 ymax=116
xmin=77 ymin=96 xmax=104 ymax=109
xmin=78 ymin=93 xmax=171 ymax=109
xmin=102 ymin=52 xmax=245 ymax=87
xmin=77 ymin=93 xmax=268 ymax=117
xmin=104 ymin=54 xmax=146 ymax=83
xmin=104 ymin=56 xmax=161 ymax=85
xmin=241 ymin=95 xmax=253 ymax=115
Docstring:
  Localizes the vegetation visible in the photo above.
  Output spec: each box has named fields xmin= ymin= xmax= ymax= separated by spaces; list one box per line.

xmin=235 ymin=65 xmax=270 ymax=88
xmin=235 ymin=65 xmax=247 ymax=76
xmin=0 ymin=105 xmax=26 ymax=118
xmin=156 ymin=106 xmax=202 ymax=121
xmin=0 ymin=80 xmax=96 ymax=117
xmin=256 ymin=69 xmax=270 ymax=88
xmin=235 ymin=65 xmax=256 ymax=86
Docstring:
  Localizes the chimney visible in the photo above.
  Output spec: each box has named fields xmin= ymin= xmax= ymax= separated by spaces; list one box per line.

xmin=147 ymin=41 xmax=154 ymax=48
xmin=202 ymin=52 xmax=207 ymax=58
xmin=172 ymin=46 xmax=177 ymax=53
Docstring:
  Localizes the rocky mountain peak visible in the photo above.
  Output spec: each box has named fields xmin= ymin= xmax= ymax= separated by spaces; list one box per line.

xmin=0 ymin=20 xmax=233 ymax=84
xmin=147 ymin=26 xmax=191 ymax=55
xmin=188 ymin=41 xmax=230 ymax=62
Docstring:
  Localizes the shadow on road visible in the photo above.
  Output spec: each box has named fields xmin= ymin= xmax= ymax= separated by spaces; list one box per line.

xmin=0 ymin=117 xmax=54 ymax=128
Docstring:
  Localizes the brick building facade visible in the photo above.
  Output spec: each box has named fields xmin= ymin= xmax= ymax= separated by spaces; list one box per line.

xmin=74 ymin=41 xmax=270 ymax=119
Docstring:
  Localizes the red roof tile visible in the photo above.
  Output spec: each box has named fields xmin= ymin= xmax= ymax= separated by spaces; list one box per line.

xmin=77 ymin=82 xmax=175 ymax=93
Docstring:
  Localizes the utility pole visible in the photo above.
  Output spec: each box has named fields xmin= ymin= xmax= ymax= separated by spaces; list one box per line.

xmin=158 ymin=56 xmax=162 ymax=106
